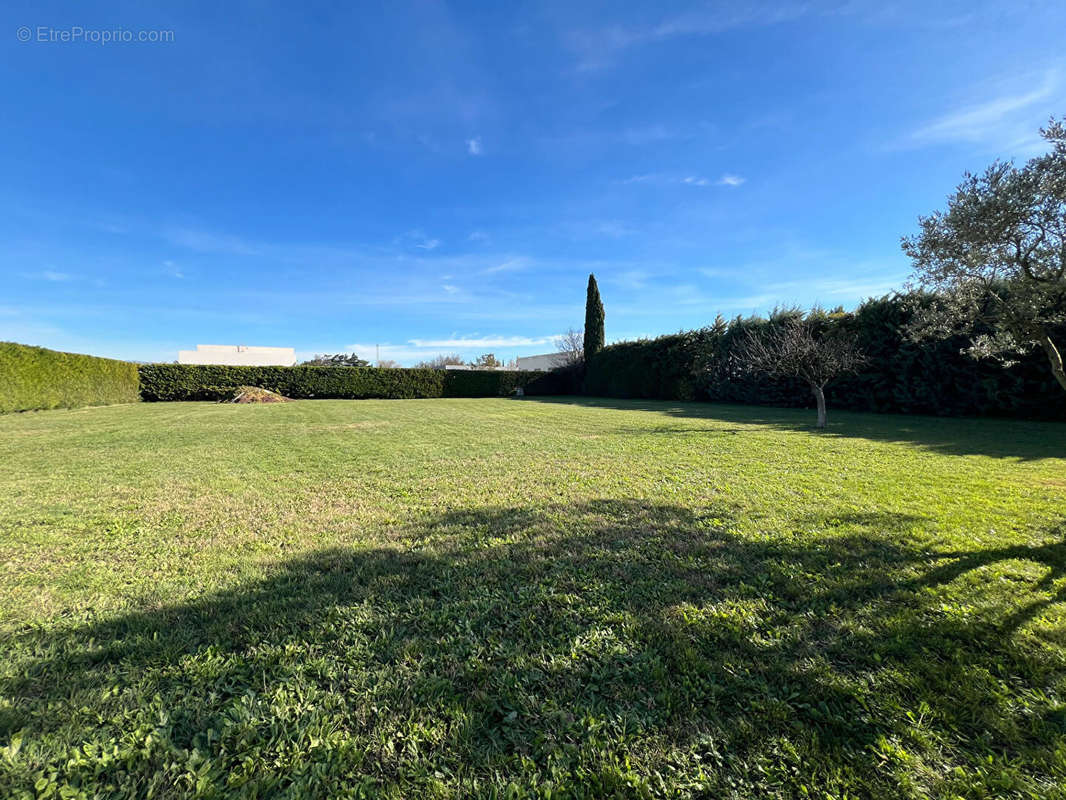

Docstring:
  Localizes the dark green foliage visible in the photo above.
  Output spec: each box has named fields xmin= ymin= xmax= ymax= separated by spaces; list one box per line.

xmin=301 ymin=353 xmax=371 ymax=367
xmin=583 ymin=274 xmax=605 ymax=358
xmin=584 ymin=294 xmax=1066 ymax=419
xmin=137 ymin=364 xmax=566 ymax=402
xmin=0 ymin=342 xmax=140 ymax=413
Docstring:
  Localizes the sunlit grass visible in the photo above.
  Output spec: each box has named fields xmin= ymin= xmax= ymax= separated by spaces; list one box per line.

xmin=1 ymin=398 xmax=1064 ymax=798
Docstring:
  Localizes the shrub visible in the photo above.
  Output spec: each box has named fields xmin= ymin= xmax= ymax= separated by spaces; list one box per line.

xmin=583 ymin=294 xmax=1066 ymax=420
xmin=0 ymin=342 xmax=140 ymax=413
xmin=137 ymin=364 xmax=570 ymax=402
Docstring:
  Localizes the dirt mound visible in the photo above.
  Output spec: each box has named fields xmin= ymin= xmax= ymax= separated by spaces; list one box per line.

xmin=224 ymin=386 xmax=293 ymax=404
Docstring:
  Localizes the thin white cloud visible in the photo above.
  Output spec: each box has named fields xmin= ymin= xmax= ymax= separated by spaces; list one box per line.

xmin=906 ymin=69 xmax=1060 ymax=152
xmin=567 ymin=4 xmax=811 ymax=71
xmin=336 ymin=334 xmax=564 ymax=366
xmin=482 ymin=258 xmax=527 ymax=274
xmin=442 ymin=284 xmax=460 ymax=294
xmin=409 ymin=335 xmax=556 ymax=348
xmin=21 ymin=270 xmax=75 ymax=282
xmin=466 ymin=136 xmax=483 ymax=155
xmin=164 ymin=226 xmax=261 ymax=255
xmin=624 ymin=173 xmax=743 ymax=188
xmin=399 ymin=229 xmax=442 ymax=251
xmin=594 ymin=221 xmax=636 ymax=237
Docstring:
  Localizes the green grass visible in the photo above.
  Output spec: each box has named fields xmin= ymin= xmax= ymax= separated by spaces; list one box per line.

xmin=1 ymin=398 xmax=1064 ymax=799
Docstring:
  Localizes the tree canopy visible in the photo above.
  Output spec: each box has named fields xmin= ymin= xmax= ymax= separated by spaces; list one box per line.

xmin=902 ymin=117 xmax=1066 ymax=392
xmin=734 ymin=318 xmax=865 ymax=428
xmin=301 ymin=353 xmax=370 ymax=367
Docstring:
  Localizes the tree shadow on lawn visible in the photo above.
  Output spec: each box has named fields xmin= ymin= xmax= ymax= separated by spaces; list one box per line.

xmin=2 ymin=501 xmax=1065 ymax=797
xmin=526 ymin=396 xmax=1066 ymax=461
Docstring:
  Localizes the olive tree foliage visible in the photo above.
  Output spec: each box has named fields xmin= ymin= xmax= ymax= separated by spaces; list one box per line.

xmin=902 ymin=117 xmax=1066 ymax=392
xmin=414 ymin=354 xmax=465 ymax=369
xmin=301 ymin=353 xmax=370 ymax=367
xmin=552 ymin=328 xmax=584 ymax=368
xmin=470 ymin=353 xmax=502 ymax=368
xmin=734 ymin=319 xmax=865 ymax=428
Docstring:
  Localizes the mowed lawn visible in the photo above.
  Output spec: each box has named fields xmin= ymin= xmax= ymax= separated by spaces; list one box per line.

xmin=1 ymin=398 xmax=1065 ymax=799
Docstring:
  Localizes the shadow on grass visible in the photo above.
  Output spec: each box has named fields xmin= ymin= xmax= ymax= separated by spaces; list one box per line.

xmin=526 ymin=396 xmax=1066 ymax=460
xmin=2 ymin=501 xmax=1065 ymax=797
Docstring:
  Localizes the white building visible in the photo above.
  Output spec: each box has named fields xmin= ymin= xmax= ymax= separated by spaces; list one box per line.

xmin=515 ymin=352 xmax=565 ymax=371
xmin=178 ymin=344 xmax=297 ymax=367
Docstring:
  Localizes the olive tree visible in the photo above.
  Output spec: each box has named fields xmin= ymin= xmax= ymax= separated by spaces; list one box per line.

xmin=902 ymin=117 xmax=1066 ymax=392
xmin=301 ymin=353 xmax=369 ymax=367
xmin=735 ymin=319 xmax=865 ymax=428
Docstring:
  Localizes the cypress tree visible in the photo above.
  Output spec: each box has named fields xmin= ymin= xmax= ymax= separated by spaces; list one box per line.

xmin=584 ymin=274 xmax=605 ymax=358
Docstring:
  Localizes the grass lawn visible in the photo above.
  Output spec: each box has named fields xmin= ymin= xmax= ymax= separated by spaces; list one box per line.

xmin=1 ymin=398 xmax=1065 ymax=798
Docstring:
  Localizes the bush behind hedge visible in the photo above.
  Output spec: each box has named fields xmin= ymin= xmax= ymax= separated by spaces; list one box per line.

xmin=0 ymin=342 xmax=141 ymax=413
xmin=137 ymin=364 xmax=568 ymax=402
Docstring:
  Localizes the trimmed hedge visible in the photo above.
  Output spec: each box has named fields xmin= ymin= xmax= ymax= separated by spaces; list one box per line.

xmin=0 ymin=342 xmax=141 ymax=413
xmin=137 ymin=364 xmax=569 ymax=402
xmin=585 ymin=294 xmax=1066 ymax=420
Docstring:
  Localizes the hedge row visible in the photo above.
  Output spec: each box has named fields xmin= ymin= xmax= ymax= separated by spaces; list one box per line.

xmin=585 ymin=293 xmax=1066 ymax=420
xmin=0 ymin=342 xmax=141 ymax=413
xmin=136 ymin=364 xmax=569 ymax=402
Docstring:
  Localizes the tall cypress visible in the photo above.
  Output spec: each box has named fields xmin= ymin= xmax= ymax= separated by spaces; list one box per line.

xmin=584 ymin=273 xmax=605 ymax=358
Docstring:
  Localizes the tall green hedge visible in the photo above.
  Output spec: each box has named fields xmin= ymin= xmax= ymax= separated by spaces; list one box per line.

xmin=137 ymin=364 xmax=568 ymax=402
xmin=584 ymin=294 xmax=1066 ymax=420
xmin=0 ymin=342 xmax=141 ymax=413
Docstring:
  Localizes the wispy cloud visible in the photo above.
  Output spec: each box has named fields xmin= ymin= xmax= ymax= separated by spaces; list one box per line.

xmin=905 ymin=69 xmax=1060 ymax=153
xmin=21 ymin=270 xmax=75 ymax=282
xmin=164 ymin=226 xmax=261 ymax=255
xmin=466 ymin=136 xmax=483 ymax=155
xmin=566 ymin=4 xmax=810 ymax=71
xmin=623 ymin=173 xmax=744 ymax=188
xmin=622 ymin=173 xmax=658 ymax=184
xmin=409 ymin=335 xmax=556 ymax=348
xmin=335 ymin=334 xmax=562 ymax=365
xmin=482 ymin=258 xmax=527 ymax=274
xmin=399 ymin=229 xmax=442 ymax=251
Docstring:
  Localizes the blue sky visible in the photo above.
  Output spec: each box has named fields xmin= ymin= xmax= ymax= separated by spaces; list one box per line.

xmin=2 ymin=1 xmax=1065 ymax=364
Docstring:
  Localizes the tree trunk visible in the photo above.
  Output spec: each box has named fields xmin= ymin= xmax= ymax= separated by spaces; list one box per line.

xmin=811 ymin=383 xmax=827 ymax=429
xmin=1038 ymin=333 xmax=1066 ymax=393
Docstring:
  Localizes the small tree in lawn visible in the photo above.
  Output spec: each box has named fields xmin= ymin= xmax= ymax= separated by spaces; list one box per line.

xmin=902 ymin=117 xmax=1066 ymax=393
xmin=584 ymin=274 xmax=605 ymax=359
xmin=736 ymin=319 xmax=865 ymax=428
